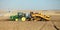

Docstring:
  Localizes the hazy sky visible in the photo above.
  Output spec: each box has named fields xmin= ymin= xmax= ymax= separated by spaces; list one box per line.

xmin=0 ymin=0 xmax=60 ymax=10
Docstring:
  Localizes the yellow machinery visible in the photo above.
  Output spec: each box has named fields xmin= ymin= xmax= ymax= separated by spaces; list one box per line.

xmin=30 ymin=12 xmax=50 ymax=21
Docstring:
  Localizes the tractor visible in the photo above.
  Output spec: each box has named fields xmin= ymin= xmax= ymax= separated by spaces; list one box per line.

xmin=10 ymin=12 xmax=26 ymax=21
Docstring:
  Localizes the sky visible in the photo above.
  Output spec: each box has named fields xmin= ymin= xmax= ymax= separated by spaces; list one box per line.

xmin=0 ymin=0 xmax=60 ymax=10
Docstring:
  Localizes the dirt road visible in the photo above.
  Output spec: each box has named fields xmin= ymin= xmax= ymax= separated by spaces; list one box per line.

xmin=0 ymin=21 xmax=60 ymax=30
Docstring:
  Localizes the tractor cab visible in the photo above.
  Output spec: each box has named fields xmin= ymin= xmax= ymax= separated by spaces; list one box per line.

xmin=18 ymin=12 xmax=26 ymax=18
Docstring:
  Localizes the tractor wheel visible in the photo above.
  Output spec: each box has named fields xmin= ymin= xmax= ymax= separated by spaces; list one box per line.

xmin=15 ymin=19 xmax=18 ymax=21
xmin=21 ymin=17 xmax=26 ymax=21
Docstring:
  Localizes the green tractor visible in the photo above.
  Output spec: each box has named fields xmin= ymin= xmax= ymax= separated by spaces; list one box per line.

xmin=10 ymin=12 xmax=26 ymax=21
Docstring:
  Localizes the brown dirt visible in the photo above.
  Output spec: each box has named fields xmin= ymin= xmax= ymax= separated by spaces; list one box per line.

xmin=0 ymin=10 xmax=60 ymax=30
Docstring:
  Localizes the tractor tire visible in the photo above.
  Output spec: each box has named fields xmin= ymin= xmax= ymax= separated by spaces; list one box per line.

xmin=15 ymin=19 xmax=18 ymax=21
xmin=21 ymin=17 xmax=26 ymax=21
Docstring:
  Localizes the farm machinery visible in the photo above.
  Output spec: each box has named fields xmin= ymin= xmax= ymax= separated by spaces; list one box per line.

xmin=10 ymin=12 xmax=50 ymax=21
xmin=10 ymin=12 xmax=26 ymax=21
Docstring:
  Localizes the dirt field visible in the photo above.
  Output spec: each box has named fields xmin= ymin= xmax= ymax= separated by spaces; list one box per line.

xmin=0 ymin=10 xmax=60 ymax=30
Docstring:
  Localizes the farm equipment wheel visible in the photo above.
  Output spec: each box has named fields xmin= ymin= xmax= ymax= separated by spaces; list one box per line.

xmin=40 ymin=18 xmax=48 ymax=21
xmin=15 ymin=19 xmax=18 ymax=21
xmin=32 ymin=16 xmax=41 ymax=21
xmin=21 ymin=17 xmax=26 ymax=21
